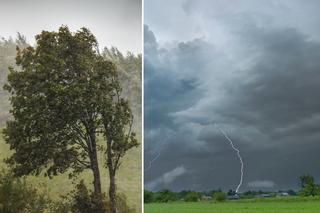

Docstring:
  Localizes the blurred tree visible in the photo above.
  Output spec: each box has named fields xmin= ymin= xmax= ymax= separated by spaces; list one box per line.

xmin=101 ymin=73 xmax=138 ymax=213
xmin=184 ymin=191 xmax=200 ymax=202
xmin=227 ymin=189 xmax=236 ymax=196
xmin=144 ymin=190 xmax=154 ymax=203
xmin=0 ymin=170 xmax=49 ymax=213
xmin=0 ymin=35 xmax=28 ymax=125
xmin=102 ymin=47 xmax=141 ymax=124
xmin=299 ymin=174 xmax=317 ymax=196
xmin=155 ymin=189 xmax=177 ymax=203
xmin=101 ymin=47 xmax=139 ymax=213
xmin=213 ymin=191 xmax=226 ymax=202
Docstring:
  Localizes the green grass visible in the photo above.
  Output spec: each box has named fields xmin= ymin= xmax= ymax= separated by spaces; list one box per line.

xmin=0 ymin=129 xmax=142 ymax=212
xmin=145 ymin=199 xmax=320 ymax=213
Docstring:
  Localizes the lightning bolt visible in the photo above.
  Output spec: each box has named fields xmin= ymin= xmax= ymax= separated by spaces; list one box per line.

xmin=145 ymin=134 xmax=171 ymax=172
xmin=145 ymin=151 xmax=161 ymax=172
xmin=215 ymin=124 xmax=244 ymax=193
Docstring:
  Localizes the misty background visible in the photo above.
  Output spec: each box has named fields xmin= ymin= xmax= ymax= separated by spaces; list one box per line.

xmin=0 ymin=0 xmax=142 ymax=128
xmin=0 ymin=0 xmax=141 ymax=54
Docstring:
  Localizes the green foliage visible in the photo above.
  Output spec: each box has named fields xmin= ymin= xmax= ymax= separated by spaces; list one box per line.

xmin=115 ymin=193 xmax=136 ymax=213
xmin=102 ymin=48 xmax=141 ymax=122
xmin=213 ymin=192 xmax=226 ymax=202
xmin=0 ymin=35 xmax=28 ymax=125
xmin=70 ymin=180 xmax=108 ymax=213
xmin=101 ymin=48 xmax=140 ymax=212
xmin=154 ymin=190 xmax=177 ymax=203
xmin=299 ymin=174 xmax=318 ymax=196
xmin=49 ymin=201 xmax=71 ymax=213
xmin=287 ymin=189 xmax=297 ymax=196
xmin=184 ymin=191 xmax=200 ymax=202
xmin=70 ymin=181 xmax=135 ymax=213
xmin=0 ymin=170 xmax=49 ymax=213
xmin=3 ymin=26 xmax=112 ymax=179
xmin=0 ymin=31 xmax=141 ymax=213
xmin=0 ymin=28 xmax=141 ymax=213
xmin=299 ymin=175 xmax=315 ymax=188
xmin=144 ymin=190 xmax=154 ymax=203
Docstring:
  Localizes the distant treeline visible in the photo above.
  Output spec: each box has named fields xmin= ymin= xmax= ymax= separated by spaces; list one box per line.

xmin=144 ymin=189 xmax=297 ymax=203
xmin=145 ymin=174 xmax=320 ymax=203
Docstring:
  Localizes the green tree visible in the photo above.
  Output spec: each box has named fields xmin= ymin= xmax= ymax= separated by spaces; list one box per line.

xmin=213 ymin=191 xmax=226 ymax=202
xmin=102 ymin=48 xmax=142 ymax=127
xmin=227 ymin=189 xmax=236 ymax=196
xmin=0 ymin=35 xmax=28 ymax=125
xmin=0 ymin=170 xmax=49 ymax=213
xmin=71 ymin=180 xmax=108 ymax=213
xmin=286 ymin=189 xmax=297 ymax=196
xmin=144 ymin=190 xmax=154 ymax=203
xmin=3 ymin=26 xmax=120 ymax=211
xmin=155 ymin=189 xmax=177 ymax=203
xmin=184 ymin=191 xmax=200 ymax=202
xmin=299 ymin=174 xmax=317 ymax=196
xmin=101 ymin=82 xmax=139 ymax=213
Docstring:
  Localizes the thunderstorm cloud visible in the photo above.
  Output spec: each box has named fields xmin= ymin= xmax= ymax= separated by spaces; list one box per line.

xmin=145 ymin=0 xmax=320 ymax=192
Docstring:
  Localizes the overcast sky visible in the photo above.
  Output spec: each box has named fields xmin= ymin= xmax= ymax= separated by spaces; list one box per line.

xmin=144 ymin=0 xmax=320 ymax=192
xmin=0 ymin=0 xmax=141 ymax=54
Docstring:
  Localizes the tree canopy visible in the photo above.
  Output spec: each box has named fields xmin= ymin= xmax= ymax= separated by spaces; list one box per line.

xmin=3 ymin=26 xmax=139 ymax=212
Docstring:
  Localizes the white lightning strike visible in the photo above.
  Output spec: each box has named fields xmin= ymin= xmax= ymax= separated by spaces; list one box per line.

xmin=145 ymin=151 xmax=161 ymax=172
xmin=215 ymin=124 xmax=244 ymax=193
xmin=145 ymin=135 xmax=171 ymax=172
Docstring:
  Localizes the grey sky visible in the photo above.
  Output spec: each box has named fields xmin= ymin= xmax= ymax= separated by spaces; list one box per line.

xmin=145 ymin=0 xmax=320 ymax=192
xmin=0 ymin=0 xmax=141 ymax=54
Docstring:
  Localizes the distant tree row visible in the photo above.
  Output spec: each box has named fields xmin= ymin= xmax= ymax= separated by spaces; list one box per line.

xmin=145 ymin=174 xmax=320 ymax=204
xmin=144 ymin=189 xmax=229 ymax=203
xmin=144 ymin=188 xmax=300 ymax=203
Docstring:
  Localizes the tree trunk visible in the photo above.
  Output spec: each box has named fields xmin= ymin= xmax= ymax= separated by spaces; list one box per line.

xmin=91 ymin=148 xmax=102 ymax=195
xmin=107 ymin=137 xmax=116 ymax=213
xmin=109 ymin=169 xmax=116 ymax=213
xmin=90 ymin=149 xmax=104 ymax=212
xmin=88 ymin=131 xmax=104 ymax=212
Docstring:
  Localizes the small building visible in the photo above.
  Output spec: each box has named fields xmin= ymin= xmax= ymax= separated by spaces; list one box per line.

xmin=279 ymin=192 xmax=289 ymax=197
xmin=201 ymin=195 xmax=212 ymax=201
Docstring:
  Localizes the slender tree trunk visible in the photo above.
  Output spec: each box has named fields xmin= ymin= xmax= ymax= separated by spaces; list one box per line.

xmin=88 ymin=131 xmax=104 ymax=212
xmin=107 ymin=138 xmax=117 ymax=213
xmin=84 ymin=117 xmax=103 ymax=197
xmin=90 ymin=147 xmax=102 ymax=195
xmin=109 ymin=169 xmax=116 ymax=213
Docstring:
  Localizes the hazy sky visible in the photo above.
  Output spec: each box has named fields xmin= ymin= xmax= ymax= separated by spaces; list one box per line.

xmin=0 ymin=0 xmax=141 ymax=54
xmin=145 ymin=0 xmax=320 ymax=192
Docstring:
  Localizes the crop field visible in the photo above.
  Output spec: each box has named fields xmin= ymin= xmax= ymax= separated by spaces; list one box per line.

xmin=0 ymin=130 xmax=142 ymax=212
xmin=145 ymin=198 xmax=320 ymax=213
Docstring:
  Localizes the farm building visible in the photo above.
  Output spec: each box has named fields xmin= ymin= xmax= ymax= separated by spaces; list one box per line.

xmin=201 ymin=195 xmax=212 ymax=201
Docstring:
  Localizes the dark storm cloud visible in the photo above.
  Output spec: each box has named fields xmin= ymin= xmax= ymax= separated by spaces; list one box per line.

xmin=0 ymin=0 xmax=141 ymax=53
xmin=145 ymin=0 xmax=320 ymax=192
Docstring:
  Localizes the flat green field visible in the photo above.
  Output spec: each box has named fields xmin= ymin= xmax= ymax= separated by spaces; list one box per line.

xmin=145 ymin=200 xmax=320 ymax=213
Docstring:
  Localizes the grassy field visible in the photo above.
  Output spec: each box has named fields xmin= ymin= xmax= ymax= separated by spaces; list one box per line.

xmin=0 ymin=129 xmax=142 ymax=212
xmin=145 ymin=199 xmax=320 ymax=213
